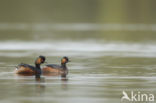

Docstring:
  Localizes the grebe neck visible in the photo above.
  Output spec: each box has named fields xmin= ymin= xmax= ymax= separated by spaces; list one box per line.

xmin=35 ymin=64 xmax=41 ymax=69
xmin=35 ymin=64 xmax=42 ymax=74
xmin=61 ymin=63 xmax=67 ymax=70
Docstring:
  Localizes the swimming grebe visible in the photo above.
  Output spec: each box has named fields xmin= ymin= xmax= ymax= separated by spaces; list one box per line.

xmin=42 ymin=56 xmax=70 ymax=75
xmin=15 ymin=56 xmax=46 ymax=75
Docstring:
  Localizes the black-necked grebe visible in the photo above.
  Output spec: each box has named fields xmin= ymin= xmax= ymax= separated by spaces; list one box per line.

xmin=42 ymin=56 xmax=70 ymax=76
xmin=15 ymin=56 xmax=46 ymax=76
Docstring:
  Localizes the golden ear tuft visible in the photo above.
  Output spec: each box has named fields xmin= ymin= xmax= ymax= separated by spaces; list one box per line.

xmin=61 ymin=58 xmax=66 ymax=63
xmin=36 ymin=58 xmax=42 ymax=64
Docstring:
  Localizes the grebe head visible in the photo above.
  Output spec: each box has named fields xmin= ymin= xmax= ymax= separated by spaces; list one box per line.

xmin=61 ymin=56 xmax=70 ymax=64
xmin=35 ymin=55 xmax=46 ymax=65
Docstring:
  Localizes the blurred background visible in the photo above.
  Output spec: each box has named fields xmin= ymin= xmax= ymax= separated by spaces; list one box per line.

xmin=0 ymin=0 xmax=156 ymax=42
xmin=0 ymin=0 xmax=156 ymax=103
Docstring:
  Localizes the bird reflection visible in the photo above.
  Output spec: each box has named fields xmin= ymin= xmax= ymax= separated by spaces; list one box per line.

xmin=60 ymin=74 xmax=68 ymax=90
xmin=35 ymin=74 xmax=42 ymax=81
xmin=35 ymin=73 xmax=69 ymax=91
xmin=35 ymin=74 xmax=46 ymax=94
xmin=61 ymin=74 xmax=68 ymax=81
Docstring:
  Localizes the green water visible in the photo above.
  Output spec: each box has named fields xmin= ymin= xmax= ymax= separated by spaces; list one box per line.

xmin=0 ymin=0 xmax=156 ymax=103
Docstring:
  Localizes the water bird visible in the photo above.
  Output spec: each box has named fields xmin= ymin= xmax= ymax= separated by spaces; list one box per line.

xmin=15 ymin=56 xmax=46 ymax=76
xmin=42 ymin=56 xmax=70 ymax=76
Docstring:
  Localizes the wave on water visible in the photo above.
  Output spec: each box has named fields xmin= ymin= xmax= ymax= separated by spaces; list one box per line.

xmin=0 ymin=41 xmax=155 ymax=52
xmin=0 ymin=23 xmax=156 ymax=31
xmin=0 ymin=41 xmax=156 ymax=57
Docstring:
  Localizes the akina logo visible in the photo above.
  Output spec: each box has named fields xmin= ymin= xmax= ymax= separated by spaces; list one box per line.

xmin=121 ymin=91 xmax=154 ymax=102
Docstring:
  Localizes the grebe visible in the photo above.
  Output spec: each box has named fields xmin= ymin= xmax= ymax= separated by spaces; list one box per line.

xmin=42 ymin=56 xmax=70 ymax=76
xmin=15 ymin=56 xmax=46 ymax=76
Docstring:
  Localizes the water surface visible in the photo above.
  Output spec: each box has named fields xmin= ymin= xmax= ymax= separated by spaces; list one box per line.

xmin=0 ymin=0 xmax=156 ymax=103
xmin=0 ymin=39 xmax=156 ymax=103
